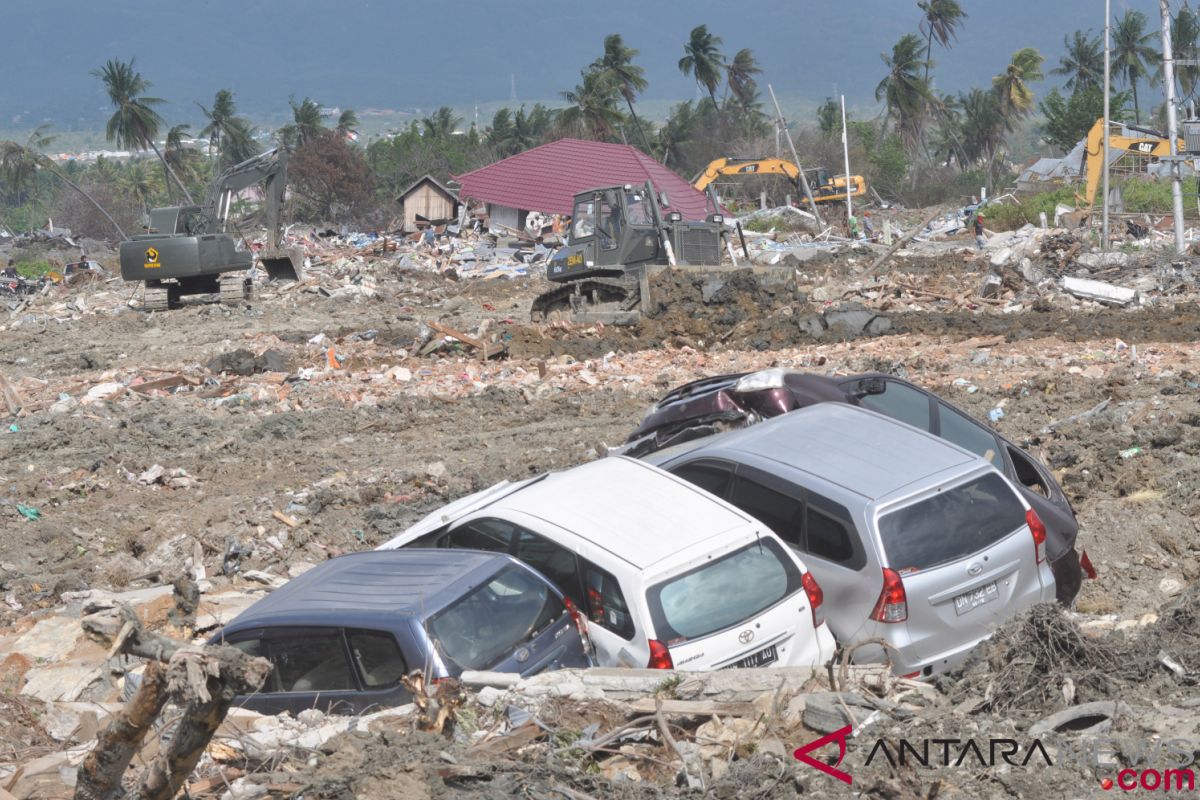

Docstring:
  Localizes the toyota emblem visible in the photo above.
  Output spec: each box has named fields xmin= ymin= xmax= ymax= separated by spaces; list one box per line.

xmin=738 ymin=629 xmax=755 ymax=645
xmin=967 ymin=562 xmax=983 ymax=576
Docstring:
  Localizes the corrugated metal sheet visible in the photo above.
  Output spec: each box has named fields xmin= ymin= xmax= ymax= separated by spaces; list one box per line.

xmin=454 ymin=138 xmax=714 ymax=221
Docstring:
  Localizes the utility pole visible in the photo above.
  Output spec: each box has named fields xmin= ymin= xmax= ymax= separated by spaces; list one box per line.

xmin=840 ymin=95 xmax=853 ymax=218
xmin=1102 ymin=0 xmax=1111 ymax=250
xmin=1160 ymin=0 xmax=1187 ymax=253
xmin=767 ymin=83 xmax=824 ymax=228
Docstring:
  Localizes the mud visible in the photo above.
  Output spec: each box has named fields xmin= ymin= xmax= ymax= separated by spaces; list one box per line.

xmin=2 ymin=245 xmax=1199 ymax=797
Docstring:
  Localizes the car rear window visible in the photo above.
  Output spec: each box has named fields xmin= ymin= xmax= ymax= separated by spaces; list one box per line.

xmin=878 ymin=472 xmax=1027 ymax=571
xmin=646 ymin=538 xmax=802 ymax=644
xmin=426 ymin=565 xmax=564 ymax=671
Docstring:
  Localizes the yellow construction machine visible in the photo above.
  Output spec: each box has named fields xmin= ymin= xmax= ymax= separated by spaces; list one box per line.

xmin=692 ymin=157 xmax=867 ymax=205
xmin=1080 ymin=118 xmax=1183 ymax=208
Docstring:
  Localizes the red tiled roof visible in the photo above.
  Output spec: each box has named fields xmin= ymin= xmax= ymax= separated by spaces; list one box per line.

xmin=454 ymin=138 xmax=715 ymax=220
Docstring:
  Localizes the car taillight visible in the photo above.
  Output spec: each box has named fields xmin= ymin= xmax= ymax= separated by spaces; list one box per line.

xmin=801 ymin=571 xmax=825 ymax=627
xmin=647 ymin=639 xmax=674 ymax=669
xmin=869 ymin=568 xmax=908 ymax=623
xmin=1026 ymin=508 xmax=1047 ymax=564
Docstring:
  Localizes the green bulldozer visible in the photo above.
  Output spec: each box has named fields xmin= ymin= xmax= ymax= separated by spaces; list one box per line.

xmin=119 ymin=148 xmax=303 ymax=311
xmin=532 ymin=181 xmax=794 ymax=325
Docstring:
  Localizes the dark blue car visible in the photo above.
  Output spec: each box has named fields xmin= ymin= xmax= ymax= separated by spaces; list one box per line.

xmin=212 ymin=549 xmax=593 ymax=715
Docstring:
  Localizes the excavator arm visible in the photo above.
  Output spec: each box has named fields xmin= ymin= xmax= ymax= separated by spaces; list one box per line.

xmin=692 ymin=157 xmax=801 ymax=192
xmin=203 ymin=148 xmax=288 ymax=247
xmin=1081 ymin=118 xmax=1182 ymax=208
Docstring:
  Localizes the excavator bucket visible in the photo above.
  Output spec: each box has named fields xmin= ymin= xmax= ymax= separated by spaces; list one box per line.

xmin=257 ymin=247 xmax=304 ymax=282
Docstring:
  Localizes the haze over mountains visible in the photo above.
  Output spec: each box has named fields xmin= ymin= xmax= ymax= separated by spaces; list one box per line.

xmin=5 ymin=0 xmax=1167 ymax=131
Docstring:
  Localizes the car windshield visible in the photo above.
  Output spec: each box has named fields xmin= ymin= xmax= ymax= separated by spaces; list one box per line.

xmin=878 ymin=472 xmax=1027 ymax=572
xmin=426 ymin=565 xmax=563 ymax=671
xmin=646 ymin=538 xmax=800 ymax=644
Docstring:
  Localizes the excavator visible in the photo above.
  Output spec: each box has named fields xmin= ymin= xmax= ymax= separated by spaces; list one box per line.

xmin=1079 ymin=118 xmax=1184 ymax=209
xmin=692 ymin=157 xmax=867 ymax=205
xmin=119 ymin=148 xmax=303 ymax=310
xmin=532 ymin=181 xmax=795 ymax=325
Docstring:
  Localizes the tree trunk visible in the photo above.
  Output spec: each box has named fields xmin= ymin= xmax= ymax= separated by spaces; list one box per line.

xmin=625 ymin=97 xmax=654 ymax=156
xmin=74 ymin=663 xmax=169 ymax=800
xmin=1133 ymin=77 xmax=1141 ymax=123
xmin=147 ymin=140 xmax=194 ymax=205
xmin=39 ymin=159 xmax=127 ymax=240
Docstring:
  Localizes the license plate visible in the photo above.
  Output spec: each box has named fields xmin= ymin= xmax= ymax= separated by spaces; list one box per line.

xmin=733 ymin=644 xmax=778 ymax=669
xmin=566 ymin=253 xmax=584 ymax=266
xmin=954 ymin=581 xmax=999 ymax=615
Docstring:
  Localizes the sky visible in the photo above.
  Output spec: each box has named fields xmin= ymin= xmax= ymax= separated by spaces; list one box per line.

xmin=1 ymin=0 xmax=1173 ymax=131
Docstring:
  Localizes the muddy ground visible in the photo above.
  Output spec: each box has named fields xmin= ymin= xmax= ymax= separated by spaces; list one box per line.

xmin=1 ymin=244 xmax=1198 ymax=796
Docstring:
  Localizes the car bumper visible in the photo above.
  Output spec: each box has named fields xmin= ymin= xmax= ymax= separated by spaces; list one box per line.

xmin=1051 ymin=547 xmax=1083 ymax=606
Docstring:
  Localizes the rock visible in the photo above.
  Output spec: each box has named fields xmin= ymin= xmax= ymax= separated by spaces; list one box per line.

xmin=14 ymin=616 xmax=83 ymax=661
xmin=800 ymin=692 xmax=874 ymax=734
xmin=83 ymin=382 xmax=124 ymax=403
xmin=796 ymin=313 xmax=827 ymax=339
xmin=989 ymin=247 xmax=1013 ymax=267
xmin=1029 ymin=701 xmax=1132 ymax=737
xmin=426 ymin=461 xmax=447 ymax=479
xmin=22 ymin=661 xmax=104 ymax=702
xmin=823 ymin=302 xmax=891 ymax=336
xmin=385 ymin=366 xmax=413 ymax=382
xmin=1160 ymin=577 xmax=1185 ymax=597
xmin=758 ymin=737 xmax=787 ymax=760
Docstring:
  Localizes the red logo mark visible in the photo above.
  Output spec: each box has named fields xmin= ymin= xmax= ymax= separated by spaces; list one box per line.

xmin=793 ymin=724 xmax=853 ymax=785
xmin=1101 ymin=778 xmax=1114 ymax=790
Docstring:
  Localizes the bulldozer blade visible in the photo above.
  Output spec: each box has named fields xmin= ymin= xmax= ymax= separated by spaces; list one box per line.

xmin=258 ymin=247 xmax=304 ymax=282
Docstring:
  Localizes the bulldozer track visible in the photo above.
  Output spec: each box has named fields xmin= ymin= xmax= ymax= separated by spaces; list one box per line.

xmin=530 ymin=279 xmax=634 ymax=321
xmin=219 ymin=274 xmax=250 ymax=305
xmin=143 ymin=287 xmax=170 ymax=312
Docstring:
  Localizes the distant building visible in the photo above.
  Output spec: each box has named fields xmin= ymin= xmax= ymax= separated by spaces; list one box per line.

xmin=396 ymin=175 xmax=460 ymax=232
xmin=454 ymin=138 xmax=714 ymax=231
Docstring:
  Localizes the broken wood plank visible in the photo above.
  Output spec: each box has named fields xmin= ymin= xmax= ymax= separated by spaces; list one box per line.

xmin=467 ymin=721 xmax=544 ymax=756
xmin=131 ymin=374 xmax=198 ymax=394
xmin=185 ymin=769 xmax=245 ymax=797
xmin=628 ymin=698 xmax=757 ymax=717
xmin=272 ymin=510 xmax=300 ymax=528
xmin=865 ymin=207 xmax=948 ymax=276
xmin=0 ymin=370 xmax=25 ymax=415
xmin=426 ymin=319 xmax=507 ymax=359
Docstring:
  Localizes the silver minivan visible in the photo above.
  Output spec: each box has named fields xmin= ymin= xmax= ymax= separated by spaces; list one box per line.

xmin=647 ymin=403 xmax=1055 ymax=677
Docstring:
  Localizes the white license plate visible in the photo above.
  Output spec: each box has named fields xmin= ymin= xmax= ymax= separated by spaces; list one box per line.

xmin=954 ymin=581 xmax=999 ymax=615
xmin=733 ymin=644 xmax=778 ymax=669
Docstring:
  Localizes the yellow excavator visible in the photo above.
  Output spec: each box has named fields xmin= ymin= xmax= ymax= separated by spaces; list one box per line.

xmin=1080 ymin=118 xmax=1183 ymax=208
xmin=692 ymin=157 xmax=867 ymax=205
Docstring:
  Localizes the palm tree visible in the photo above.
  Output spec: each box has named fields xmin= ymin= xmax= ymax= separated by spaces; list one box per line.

xmin=959 ymin=87 xmax=1006 ymax=188
xmin=290 ymin=96 xmax=325 ymax=146
xmin=196 ymin=89 xmax=236 ymax=158
xmin=590 ymin=34 xmax=651 ymax=153
xmin=1111 ymin=11 xmax=1158 ymax=123
xmin=119 ymin=159 xmax=160 ymax=212
xmin=993 ymin=47 xmax=1045 ymax=122
xmin=725 ymin=48 xmax=763 ymax=107
xmin=221 ymin=117 xmax=261 ymax=165
xmin=0 ymin=137 xmax=126 ymax=238
xmin=92 ymin=58 xmax=193 ymax=203
xmin=876 ymin=34 xmax=931 ymax=150
xmin=816 ymin=97 xmax=840 ymax=138
xmin=336 ymin=108 xmax=360 ymax=134
xmin=559 ymin=70 xmax=623 ymax=140
xmin=1172 ymin=8 xmax=1200 ymax=101
xmin=1051 ymin=30 xmax=1103 ymax=93
xmin=422 ymin=106 xmax=461 ymax=139
xmin=917 ymin=0 xmax=967 ymax=83
xmin=678 ymin=25 xmax=725 ymax=111
xmin=0 ymin=125 xmax=54 ymax=207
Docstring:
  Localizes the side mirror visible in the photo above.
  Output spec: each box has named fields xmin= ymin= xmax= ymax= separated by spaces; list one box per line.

xmin=855 ymin=378 xmax=886 ymax=397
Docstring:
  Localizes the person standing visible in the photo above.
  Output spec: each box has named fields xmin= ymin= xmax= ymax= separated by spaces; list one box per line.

xmin=974 ymin=211 xmax=986 ymax=249
xmin=847 ymin=213 xmax=861 ymax=240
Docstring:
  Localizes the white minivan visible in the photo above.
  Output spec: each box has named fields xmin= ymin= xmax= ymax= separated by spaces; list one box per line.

xmin=378 ymin=457 xmax=835 ymax=671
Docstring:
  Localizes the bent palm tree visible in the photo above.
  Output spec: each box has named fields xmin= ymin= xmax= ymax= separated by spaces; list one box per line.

xmin=0 ymin=137 xmax=126 ymax=239
xmin=591 ymin=34 xmax=651 ymax=153
xmin=197 ymin=89 xmax=236 ymax=158
xmin=559 ymin=70 xmax=623 ymax=140
xmin=876 ymin=34 xmax=931 ymax=150
xmin=725 ymin=48 xmax=763 ymax=107
xmin=336 ymin=108 xmax=360 ymax=134
xmin=678 ymin=25 xmax=725 ymax=111
xmin=994 ymin=47 xmax=1045 ymax=123
xmin=92 ymin=58 xmax=193 ymax=203
xmin=917 ymin=0 xmax=967 ymax=83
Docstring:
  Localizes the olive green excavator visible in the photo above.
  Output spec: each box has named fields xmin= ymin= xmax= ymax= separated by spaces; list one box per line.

xmin=119 ymin=148 xmax=303 ymax=310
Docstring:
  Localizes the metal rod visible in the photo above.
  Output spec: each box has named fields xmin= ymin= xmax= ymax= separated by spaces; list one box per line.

xmin=840 ymin=95 xmax=853 ymax=219
xmin=1102 ymin=0 xmax=1111 ymax=250
xmin=1160 ymin=0 xmax=1187 ymax=253
xmin=767 ymin=83 xmax=824 ymax=228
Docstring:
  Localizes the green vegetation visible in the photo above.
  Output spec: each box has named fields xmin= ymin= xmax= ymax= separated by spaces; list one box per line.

xmin=11 ymin=260 xmax=53 ymax=278
xmin=985 ymin=179 xmax=1178 ymax=231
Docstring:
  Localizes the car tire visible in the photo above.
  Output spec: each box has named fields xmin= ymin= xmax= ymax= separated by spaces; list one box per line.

xmin=1050 ymin=547 xmax=1083 ymax=607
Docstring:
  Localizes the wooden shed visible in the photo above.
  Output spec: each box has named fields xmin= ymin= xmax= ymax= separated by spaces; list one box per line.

xmin=397 ymin=175 xmax=459 ymax=232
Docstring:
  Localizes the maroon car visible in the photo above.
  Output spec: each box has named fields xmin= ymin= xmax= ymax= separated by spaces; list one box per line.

xmin=620 ymin=369 xmax=1087 ymax=605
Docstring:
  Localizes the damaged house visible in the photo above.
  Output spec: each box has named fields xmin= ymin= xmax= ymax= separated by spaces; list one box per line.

xmin=454 ymin=138 xmax=714 ymax=231
xmin=397 ymin=175 xmax=460 ymax=232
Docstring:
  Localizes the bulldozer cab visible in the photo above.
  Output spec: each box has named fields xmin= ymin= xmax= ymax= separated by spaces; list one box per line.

xmin=559 ymin=185 xmax=658 ymax=278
